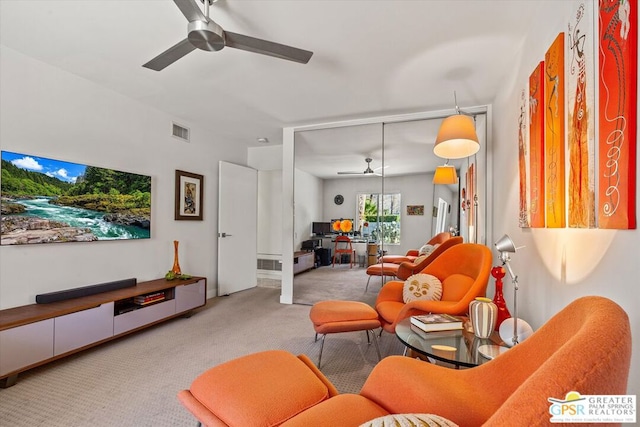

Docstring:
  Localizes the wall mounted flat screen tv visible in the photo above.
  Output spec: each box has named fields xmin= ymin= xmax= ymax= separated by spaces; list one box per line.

xmin=1 ymin=151 xmax=151 ymax=246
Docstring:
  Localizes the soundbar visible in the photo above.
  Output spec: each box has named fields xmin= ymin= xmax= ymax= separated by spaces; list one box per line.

xmin=36 ymin=278 xmax=137 ymax=304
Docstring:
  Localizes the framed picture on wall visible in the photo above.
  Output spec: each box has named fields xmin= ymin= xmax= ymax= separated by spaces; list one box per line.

xmin=407 ymin=205 xmax=424 ymax=216
xmin=175 ymin=170 xmax=204 ymax=221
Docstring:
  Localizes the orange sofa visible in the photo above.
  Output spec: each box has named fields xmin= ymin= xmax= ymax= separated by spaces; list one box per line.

xmin=177 ymin=296 xmax=631 ymax=426
xmin=376 ymin=242 xmax=492 ymax=333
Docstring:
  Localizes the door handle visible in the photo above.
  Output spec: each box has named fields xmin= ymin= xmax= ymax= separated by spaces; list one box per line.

xmin=218 ymin=232 xmax=233 ymax=238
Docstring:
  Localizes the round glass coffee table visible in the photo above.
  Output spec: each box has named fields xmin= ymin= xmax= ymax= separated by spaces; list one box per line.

xmin=395 ymin=317 xmax=506 ymax=368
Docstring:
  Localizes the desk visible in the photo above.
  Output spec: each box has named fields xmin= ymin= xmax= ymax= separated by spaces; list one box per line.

xmin=321 ymin=237 xmax=372 ymax=258
xmin=395 ymin=318 xmax=505 ymax=368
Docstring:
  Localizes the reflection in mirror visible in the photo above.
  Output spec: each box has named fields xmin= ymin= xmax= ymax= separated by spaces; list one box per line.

xmin=283 ymin=109 xmax=489 ymax=306
xmin=292 ymin=123 xmax=383 ymax=304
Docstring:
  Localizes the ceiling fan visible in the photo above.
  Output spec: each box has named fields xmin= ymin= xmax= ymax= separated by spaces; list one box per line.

xmin=143 ymin=0 xmax=313 ymax=71
xmin=337 ymin=158 xmax=385 ymax=176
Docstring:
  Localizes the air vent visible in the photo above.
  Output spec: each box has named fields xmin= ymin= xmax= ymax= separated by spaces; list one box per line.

xmin=257 ymin=259 xmax=282 ymax=271
xmin=172 ymin=122 xmax=190 ymax=142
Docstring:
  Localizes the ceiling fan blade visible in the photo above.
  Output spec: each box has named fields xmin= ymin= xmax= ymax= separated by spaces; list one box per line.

xmin=225 ymin=31 xmax=313 ymax=64
xmin=337 ymin=171 xmax=363 ymax=175
xmin=173 ymin=0 xmax=207 ymax=22
xmin=143 ymin=38 xmax=196 ymax=71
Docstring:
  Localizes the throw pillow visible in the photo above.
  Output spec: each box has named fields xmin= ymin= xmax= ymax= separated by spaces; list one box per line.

xmin=360 ymin=413 xmax=458 ymax=427
xmin=412 ymin=255 xmax=428 ymax=265
xmin=419 ymin=244 xmax=435 ymax=256
xmin=403 ymin=273 xmax=443 ymax=303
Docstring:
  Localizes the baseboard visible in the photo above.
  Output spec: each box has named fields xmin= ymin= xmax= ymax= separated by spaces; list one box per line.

xmin=257 ymin=270 xmax=282 ymax=279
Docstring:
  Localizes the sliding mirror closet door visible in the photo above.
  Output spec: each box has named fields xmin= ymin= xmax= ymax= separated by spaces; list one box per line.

xmin=292 ymin=123 xmax=383 ymax=305
xmin=282 ymin=109 xmax=489 ymax=306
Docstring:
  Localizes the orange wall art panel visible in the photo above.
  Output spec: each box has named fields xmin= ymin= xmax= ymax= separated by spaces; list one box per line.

xmin=544 ymin=33 xmax=566 ymax=228
xmin=568 ymin=2 xmax=596 ymax=228
xmin=598 ymin=0 xmax=637 ymax=229
xmin=529 ymin=61 xmax=545 ymax=228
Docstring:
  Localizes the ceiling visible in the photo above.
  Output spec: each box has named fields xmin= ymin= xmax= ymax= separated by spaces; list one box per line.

xmin=293 ymin=116 xmax=481 ymax=179
xmin=0 ymin=0 xmax=545 ymax=176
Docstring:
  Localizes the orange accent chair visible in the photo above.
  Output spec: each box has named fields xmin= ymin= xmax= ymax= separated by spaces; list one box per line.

xmin=332 ymin=235 xmax=354 ymax=268
xmin=364 ymin=236 xmax=464 ymax=291
xmin=376 ymin=243 xmax=492 ymax=333
xmin=379 ymin=231 xmax=451 ymax=264
xmin=177 ymin=296 xmax=631 ymax=426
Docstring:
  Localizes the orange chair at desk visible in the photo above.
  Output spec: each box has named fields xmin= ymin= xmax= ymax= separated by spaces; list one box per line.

xmin=332 ymin=235 xmax=354 ymax=268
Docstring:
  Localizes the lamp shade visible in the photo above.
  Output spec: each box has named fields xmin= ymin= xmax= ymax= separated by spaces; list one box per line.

xmin=434 ymin=114 xmax=480 ymax=159
xmin=433 ymin=165 xmax=458 ymax=184
xmin=495 ymin=234 xmax=517 ymax=254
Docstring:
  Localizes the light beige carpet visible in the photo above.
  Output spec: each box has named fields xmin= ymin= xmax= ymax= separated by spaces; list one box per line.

xmin=0 ymin=287 xmax=404 ymax=427
xmin=292 ymin=264 xmax=389 ymax=306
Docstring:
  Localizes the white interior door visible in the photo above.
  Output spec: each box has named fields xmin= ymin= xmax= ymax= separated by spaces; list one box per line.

xmin=218 ymin=161 xmax=257 ymax=295
xmin=436 ymin=198 xmax=448 ymax=234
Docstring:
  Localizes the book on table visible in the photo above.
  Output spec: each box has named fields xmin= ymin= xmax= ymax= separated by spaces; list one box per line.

xmin=410 ymin=313 xmax=464 ymax=332
xmin=134 ymin=292 xmax=166 ymax=305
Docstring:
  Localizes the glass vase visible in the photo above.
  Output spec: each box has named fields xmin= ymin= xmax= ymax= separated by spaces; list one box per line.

xmin=172 ymin=240 xmax=182 ymax=275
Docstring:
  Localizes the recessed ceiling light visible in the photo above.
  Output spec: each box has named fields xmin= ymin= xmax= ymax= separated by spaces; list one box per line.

xmin=257 ymin=137 xmax=270 ymax=144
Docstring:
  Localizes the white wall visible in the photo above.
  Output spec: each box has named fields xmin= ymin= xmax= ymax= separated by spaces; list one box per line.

xmin=256 ymin=170 xmax=282 ymax=256
xmin=0 ymin=47 xmax=246 ymax=308
xmin=294 ymin=168 xmax=323 ymax=251
xmin=490 ymin=1 xmax=639 ymax=395
xmin=249 ymin=145 xmax=283 ymax=258
xmin=248 ymin=145 xmax=283 ymax=171
xmin=322 ymin=173 xmax=438 ymax=255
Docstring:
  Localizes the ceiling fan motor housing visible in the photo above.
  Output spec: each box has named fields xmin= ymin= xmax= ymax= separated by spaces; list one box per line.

xmin=188 ymin=20 xmax=225 ymax=51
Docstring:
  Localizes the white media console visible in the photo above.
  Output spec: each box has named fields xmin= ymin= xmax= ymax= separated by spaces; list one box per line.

xmin=0 ymin=276 xmax=206 ymax=387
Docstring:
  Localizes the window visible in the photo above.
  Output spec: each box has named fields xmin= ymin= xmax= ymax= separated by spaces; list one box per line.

xmin=357 ymin=193 xmax=401 ymax=244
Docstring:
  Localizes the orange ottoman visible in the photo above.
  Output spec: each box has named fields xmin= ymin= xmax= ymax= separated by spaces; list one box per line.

xmin=309 ymin=300 xmax=382 ymax=368
xmin=365 ymin=263 xmax=399 ymax=291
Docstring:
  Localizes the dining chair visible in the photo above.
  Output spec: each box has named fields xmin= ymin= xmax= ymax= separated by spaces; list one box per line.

xmin=332 ymin=235 xmax=354 ymax=268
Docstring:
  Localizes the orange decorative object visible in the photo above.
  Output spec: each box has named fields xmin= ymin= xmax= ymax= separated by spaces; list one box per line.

xmin=529 ymin=61 xmax=545 ymax=228
xmin=568 ymin=3 xmax=595 ymax=228
xmin=340 ymin=219 xmax=352 ymax=233
xmin=544 ymin=33 xmax=566 ymax=228
xmin=598 ymin=0 xmax=637 ymax=229
xmin=172 ymin=240 xmax=182 ymax=275
xmin=332 ymin=220 xmax=341 ymax=232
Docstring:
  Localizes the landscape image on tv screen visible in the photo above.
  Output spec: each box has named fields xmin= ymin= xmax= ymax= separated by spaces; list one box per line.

xmin=1 ymin=151 xmax=151 ymax=245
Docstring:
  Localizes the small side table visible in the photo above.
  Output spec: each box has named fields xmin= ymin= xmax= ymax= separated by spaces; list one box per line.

xmin=395 ymin=318 xmax=506 ymax=368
